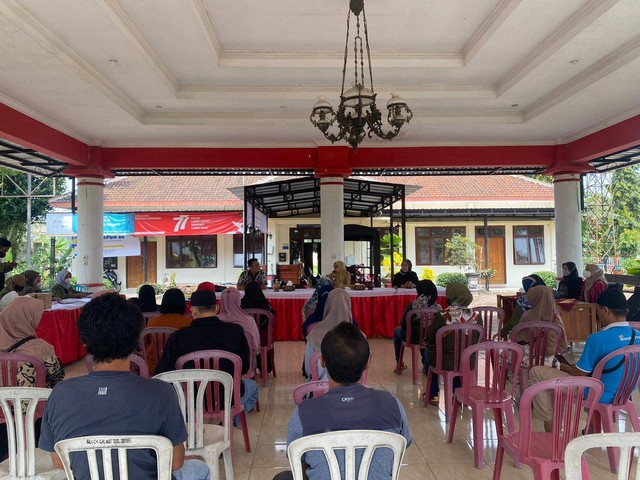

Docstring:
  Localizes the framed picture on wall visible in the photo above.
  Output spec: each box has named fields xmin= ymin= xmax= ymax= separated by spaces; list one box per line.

xmin=279 ymin=252 xmax=287 ymax=263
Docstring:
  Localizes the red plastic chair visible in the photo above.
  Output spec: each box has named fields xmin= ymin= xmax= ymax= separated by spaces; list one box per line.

xmin=0 ymin=352 xmax=47 ymax=423
xmin=309 ymin=351 xmax=372 ymax=386
xmin=493 ymin=376 xmax=604 ymax=480
xmin=423 ymin=322 xmax=486 ymax=426
xmin=243 ymin=308 xmax=277 ymax=387
xmin=583 ymin=344 xmax=640 ymax=473
xmin=293 ymin=380 xmax=329 ymax=405
xmin=138 ymin=327 xmax=176 ymax=375
xmin=176 ymin=349 xmax=251 ymax=453
xmin=397 ymin=307 xmax=439 ymax=385
xmin=509 ymin=321 xmax=565 ymax=396
xmin=84 ymin=353 xmax=150 ymax=378
xmin=473 ymin=306 xmax=505 ymax=340
xmin=449 ymin=341 xmax=525 ymax=468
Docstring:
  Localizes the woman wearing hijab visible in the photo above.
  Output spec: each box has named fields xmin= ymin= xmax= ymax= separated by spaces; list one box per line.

xmin=500 ymin=274 xmax=546 ymax=338
xmin=517 ymin=285 xmax=567 ymax=363
xmin=301 ymin=283 xmax=334 ymax=337
xmin=425 ymin=283 xmax=480 ymax=406
xmin=0 ymin=296 xmax=64 ymax=387
xmin=393 ymin=280 xmax=439 ymax=373
xmin=0 ymin=274 xmax=25 ymax=311
xmin=304 ymin=288 xmax=355 ymax=380
xmin=241 ymin=281 xmax=275 ymax=371
xmin=51 ymin=269 xmax=86 ymax=300
xmin=393 ymin=259 xmax=420 ymax=289
xmin=580 ymin=263 xmax=608 ymax=303
xmin=20 ymin=270 xmax=42 ymax=296
xmin=302 ymin=276 xmax=333 ymax=321
xmin=218 ymin=288 xmax=260 ymax=356
xmin=556 ymin=261 xmax=583 ymax=299
xmin=327 ymin=261 xmax=350 ymax=289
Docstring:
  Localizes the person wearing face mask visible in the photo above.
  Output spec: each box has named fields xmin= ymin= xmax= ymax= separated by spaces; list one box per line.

xmin=555 ymin=261 xmax=583 ymax=299
xmin=51 ymin=269 xmax=87 ymax=300
xmin=580 ymin=263 xmax=608 ymax=303
xmin=20 ymin=270 xmax=43 ymax=296
xmin=0 ymin=274 xmax=26 ymax=310
xmin=0 ymin=238 xmax=17 ymax=290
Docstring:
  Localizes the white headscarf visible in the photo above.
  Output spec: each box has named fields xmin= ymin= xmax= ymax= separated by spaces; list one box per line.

xmin=55 ymin=269 xmax=71 ymax=289
xmin=307 ymin=289 xmax=353 ymax=351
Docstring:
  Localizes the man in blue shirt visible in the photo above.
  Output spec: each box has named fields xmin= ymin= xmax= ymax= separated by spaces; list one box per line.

xmin=529 ymin=288 xmax=640 ymax=432
xmin=39 ymin=293 xmax=210 ymax=480
xmin=275 ymin=322 xmax=412 ymax=480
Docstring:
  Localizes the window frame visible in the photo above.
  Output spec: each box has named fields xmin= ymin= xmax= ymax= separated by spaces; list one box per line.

xmin=233 ymin=233 xmax=265 ymax=268
xmin=512 ymin=225 xmax=545 ymax=265
xmin=414 ymin=226 xmax=466 ymax=265
xmin=165 ymin=235 xmax=218 ymax=269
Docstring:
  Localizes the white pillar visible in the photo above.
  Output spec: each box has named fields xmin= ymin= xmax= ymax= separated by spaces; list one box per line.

xmin=320 ymin=177 xmax=344 ymax=275
xmin=554 ymin=173 xmax=583 ymax=275
xmin=74 ymin=177 xmax=104 ymax=290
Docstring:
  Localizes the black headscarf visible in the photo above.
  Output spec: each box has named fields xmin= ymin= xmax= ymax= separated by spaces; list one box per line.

xmin=559 ymin=262 xmax=583 ymax=299
xmin=137 ymin=284 xmax=158 ymax=313
xmin=241 ymin=281 xmax=272 ymax=311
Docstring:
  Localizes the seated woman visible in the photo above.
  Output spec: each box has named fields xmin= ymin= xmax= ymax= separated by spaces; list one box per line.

xmin=393 ymin=259 xmax=419 ymax=289
xmin=304 ymin=288 xmax=355 ymax=380
xmin=0 ymin=274 xmax=25 ymax=311
xmin=393 ymin=280 xmax=439 ymax=373
xmin=146 ymin=288 xmax=191 ymax=329
xmin=425 ymin=283 xmax=481 ymax=406
xmin=580 ymin=263 xmax=608 ymax=303
xmin=51 ymin=269 xmax=87 ymax=300
xmin=301 ymin=283 xmax=333 ymax=338
xmin=516 ymin=285 xmax=568 ymax=367
xmin=241 ymin=281 xmax=276 ymax=371
xmin=555 ymin=261 xmax=583 ymax=299
xmin=20 ymin=270 xmax=42 ymax=296
xmin=327 ymin=261 xmax=351 ymax=289
xmin=301 ymin=277 xmax=333 ymax=321
xmin=219 ymin=288 xmax=260 ymax=357
xmin=500 ymin=274 xmax=546 ymax=338
xmin=132 ymin=284 xmax=159 ymax=313
xmin=0 ymin=296 xmax=65 ymax=387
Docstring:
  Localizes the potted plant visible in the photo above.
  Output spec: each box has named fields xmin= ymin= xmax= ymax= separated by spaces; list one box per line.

xmin=479 ymin=268 xmax=496 ymax=291
xmin=445 ymin=234 xmax=481 ymax=289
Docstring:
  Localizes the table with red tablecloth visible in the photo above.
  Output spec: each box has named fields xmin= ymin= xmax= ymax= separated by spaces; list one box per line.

xmin=36 ymin=302 xmax=87 ymax=364
xmin=261 ymin=288 xmax=447 ymax=341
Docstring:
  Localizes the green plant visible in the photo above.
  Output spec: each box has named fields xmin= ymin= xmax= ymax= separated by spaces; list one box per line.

xmin=622 ymin=258 xmax=640 ymax=272
xmin=532 ymin=271 xmax=557 ymax=287
xmin=445 ymin=234 xmax=479 ymax=272
xmin=381 ymin=251 xmax=403 ymax=276
xmin=479 ymin=268 xmax=496 ymax=290
xmin=103 ymin=277 xmax=114 ymax=290
xmin=435 ymin=272 xmax=468 ymax=287
xmin=137 ymin=283 xmax=165 ymax=295
xmin=169 ymin=272 xmax=177 ymax=288
xmin=420 ymin=267 xmax=436 ymax=281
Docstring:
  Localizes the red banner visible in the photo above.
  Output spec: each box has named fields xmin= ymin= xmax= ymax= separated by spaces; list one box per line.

xmin=134 ymin=212 xmax=243 ymax=236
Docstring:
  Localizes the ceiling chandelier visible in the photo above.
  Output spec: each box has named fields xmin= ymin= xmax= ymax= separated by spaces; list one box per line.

xmin=310 ymin=0 xmax=413 ymax=152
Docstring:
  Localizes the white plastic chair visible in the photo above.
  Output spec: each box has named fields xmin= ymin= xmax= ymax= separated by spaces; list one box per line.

xmin=565 ymin=432 xmax=640 ymax=480
xmin=287 ymin=429 xmax=407 ymax=480
xmin=54 ymin=434 xmax=173 ymax=480
xmin=154 ymin=369 xmax=233 ymax=480
xmin=0 ymin=387 xmax=64 ymax=479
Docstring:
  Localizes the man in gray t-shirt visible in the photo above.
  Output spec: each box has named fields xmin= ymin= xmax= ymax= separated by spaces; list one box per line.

xmin=39 ymin=293 xmax=210 ymax=480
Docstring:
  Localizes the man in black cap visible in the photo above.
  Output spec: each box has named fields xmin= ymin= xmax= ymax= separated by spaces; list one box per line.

xmin=530 ymin=288 xmax=640 ymax=431
xmin=155 ymin=289 xmax=259 ymax=417
xmin=0 ymin=238 xmax=17 ymax=290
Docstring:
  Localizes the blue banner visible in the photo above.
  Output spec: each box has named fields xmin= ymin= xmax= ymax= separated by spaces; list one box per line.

xmin=47 ymin=213 xmax=134 ymax=236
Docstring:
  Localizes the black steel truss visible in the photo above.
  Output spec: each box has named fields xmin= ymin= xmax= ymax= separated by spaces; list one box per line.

xmin=590 ymin=146 xmax=640 ymax=172
xmin=0 ymin=139 xmax=67 ymax=177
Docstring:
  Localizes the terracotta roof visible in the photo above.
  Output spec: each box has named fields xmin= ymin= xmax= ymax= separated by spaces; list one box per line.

xmin=50 ymin=174 xmax=553 ymax=211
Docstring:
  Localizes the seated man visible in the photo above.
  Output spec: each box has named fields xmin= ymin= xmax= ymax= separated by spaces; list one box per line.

xmin=39 ymin=293 xmax=210 ymax=480
xmin=155 ymin=289 xmax=259 ymax=419
xmin=237 ymin=257 xmax=267 ymax=290
xmin=276 ymin=322 xmax=412 ymax=480
xmin=529 ymin=288 xmax=640 ymax=432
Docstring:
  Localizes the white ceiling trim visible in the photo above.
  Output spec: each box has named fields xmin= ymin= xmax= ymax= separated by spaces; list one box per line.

xmin=97 ymin=0 xmax=179 ymax=96
xmin=0 ymin=0 xmax=144 ymax=122
xmin=524 ymin=33 xmax=640 ymax=121
xmin=558 ymin=104 xmax=640 ymax=144
xmin=188 ymin=0 xmax=222 ymax=63
xmin=497 ymin=0 xmax=620 ymax=96
xmin=462 ymin=0 xmax=523 ymax=65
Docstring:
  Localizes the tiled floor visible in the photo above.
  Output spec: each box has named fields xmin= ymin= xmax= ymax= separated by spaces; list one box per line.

xmin=65 ymin=335 xmax=629 ymax=479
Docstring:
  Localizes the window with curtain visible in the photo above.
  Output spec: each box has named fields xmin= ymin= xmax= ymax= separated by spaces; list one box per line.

xmin=166 ymin=236 xmax=217 ymax=268
xmin=513 ymin=226 xmax=545 ymax=265
xmin=415 ymin=226 xmax=466 ymax=265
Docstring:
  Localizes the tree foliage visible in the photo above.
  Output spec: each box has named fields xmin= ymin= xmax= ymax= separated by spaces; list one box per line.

xmin=612 ymin=166 xmax=640 ymax=258
xmin=445 ymin=234 xmax=479 ymax=272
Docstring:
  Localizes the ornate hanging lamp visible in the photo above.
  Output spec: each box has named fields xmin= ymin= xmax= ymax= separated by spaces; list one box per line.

xmin=310 ymin=0 xmax=413 ymax=152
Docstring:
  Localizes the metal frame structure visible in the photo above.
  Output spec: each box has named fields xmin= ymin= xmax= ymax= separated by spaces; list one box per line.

xmin=590 ymin=146 xmax=640 ymax=172
xmin=0 ymin=139 xmax=67 ymax=177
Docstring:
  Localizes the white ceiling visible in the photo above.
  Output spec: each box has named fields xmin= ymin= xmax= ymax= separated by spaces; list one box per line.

xmin=1 ymin=0 xmax=640 ymax=149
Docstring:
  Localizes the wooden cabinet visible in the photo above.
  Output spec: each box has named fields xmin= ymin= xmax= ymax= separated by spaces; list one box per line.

xmin=276 ymin=264 xmax=302 ymax=285
xmin=558 ymin=302 xmax=597 ymax=343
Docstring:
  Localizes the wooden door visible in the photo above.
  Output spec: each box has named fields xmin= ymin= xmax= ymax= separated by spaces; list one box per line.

xmin=127 ymin=242 xmax=157 ymax=288
xmin=476 ymin=226 xmax=506 ymax=284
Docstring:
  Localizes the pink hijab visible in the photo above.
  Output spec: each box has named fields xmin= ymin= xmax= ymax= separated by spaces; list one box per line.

xmin=218 ymin=288 xmax=260 ymax=354
xmin=0 ymin=296 xmax=55 ymax=360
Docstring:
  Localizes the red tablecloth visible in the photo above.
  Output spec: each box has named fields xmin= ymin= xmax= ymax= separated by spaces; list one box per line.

xmin=36 ymin=308 xmax=86 ymax=364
